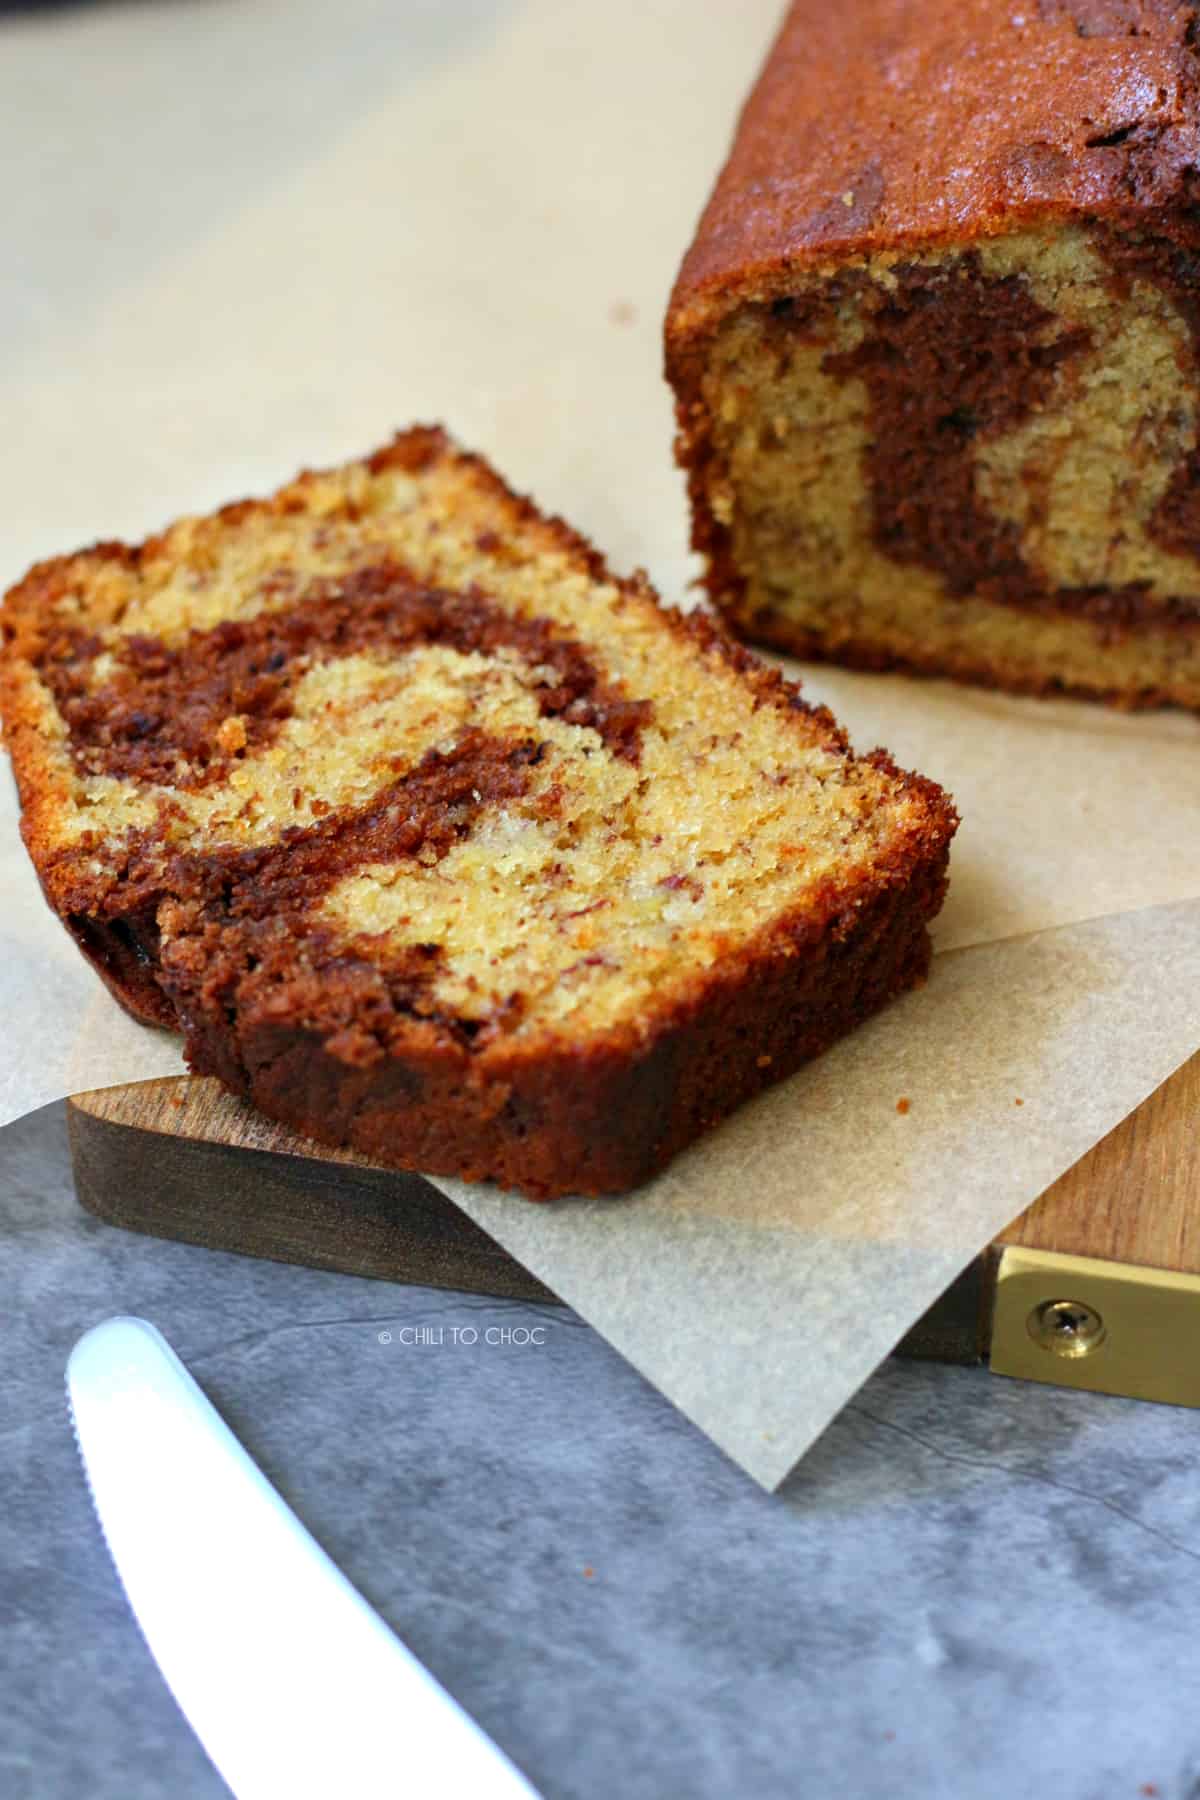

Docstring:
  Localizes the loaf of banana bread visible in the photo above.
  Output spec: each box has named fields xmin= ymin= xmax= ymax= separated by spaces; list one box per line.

xmin=666 ymin=0 xmax=1200 ymax=710
xmin=2 ymin=429 xmax=955 ymax=1197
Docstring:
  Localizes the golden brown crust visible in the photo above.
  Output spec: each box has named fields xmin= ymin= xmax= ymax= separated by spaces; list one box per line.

xmin=667 ymin=0 xmax=1200 ymax=336
xmin=179 ymin=850 xmax=949 ymax=1200
xmin=1 ymin=427 xmax=957 ymax=1198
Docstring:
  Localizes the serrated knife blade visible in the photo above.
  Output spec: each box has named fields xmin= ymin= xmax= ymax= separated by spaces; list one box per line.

xmin=67 ymin=1315 xmax=542 ymax=1799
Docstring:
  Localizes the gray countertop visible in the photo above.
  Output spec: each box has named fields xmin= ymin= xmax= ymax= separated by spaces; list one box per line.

xmin=4 ymin=1098 xmax=1200 ymax=1800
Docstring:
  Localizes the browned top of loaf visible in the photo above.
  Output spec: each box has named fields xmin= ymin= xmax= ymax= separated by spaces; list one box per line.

xmin=1 ymin=426 xmax=955 ymax=1074
xmin=668 ymin=0 xmax=1200 ymax=336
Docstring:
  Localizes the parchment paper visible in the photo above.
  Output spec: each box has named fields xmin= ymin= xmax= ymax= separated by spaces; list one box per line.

xmin=2 ymin=0 xmax=1198 ymax=1484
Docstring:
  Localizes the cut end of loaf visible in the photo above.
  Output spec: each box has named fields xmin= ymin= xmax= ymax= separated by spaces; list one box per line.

xmin=670 ymin=223 xmax=1200 ymax=710
xmin=664 ymin=0 xmax=1200 ymax=712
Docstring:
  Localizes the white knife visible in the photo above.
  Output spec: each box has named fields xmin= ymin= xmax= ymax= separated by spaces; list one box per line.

xmin=67 ymin=1315 xmax=542 ymax=1799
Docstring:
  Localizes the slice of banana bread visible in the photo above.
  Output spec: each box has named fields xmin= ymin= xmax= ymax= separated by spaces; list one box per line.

xmin=1 ymin=428 xmax=956 ymax=1198
xmin=666 ymin=0 xmax=1200 ymax=710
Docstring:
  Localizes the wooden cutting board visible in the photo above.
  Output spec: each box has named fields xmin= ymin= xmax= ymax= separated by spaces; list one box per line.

xmin=67 ymin=1051 xmax=1200 ymax=1401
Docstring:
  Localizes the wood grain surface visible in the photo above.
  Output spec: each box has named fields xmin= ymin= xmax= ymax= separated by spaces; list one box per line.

xmin=997 ymin=1049 xmax=1200 ymax=1272
xmin=67 ymin=1075 xmax=559 ymax=1307
xmin=67 ymin=1049 xmax=1200 ymax=1361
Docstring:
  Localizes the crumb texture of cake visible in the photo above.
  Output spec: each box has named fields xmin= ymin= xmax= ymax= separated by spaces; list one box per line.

xmin=666 ymin=0 xmax=1200 ymax=711
xmin=1 ymin=428 xmax=956 ymax=1198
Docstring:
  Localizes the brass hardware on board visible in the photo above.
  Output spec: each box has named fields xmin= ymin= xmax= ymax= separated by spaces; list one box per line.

xmin=992 ymin=1248 xmax=1200 ymax=1407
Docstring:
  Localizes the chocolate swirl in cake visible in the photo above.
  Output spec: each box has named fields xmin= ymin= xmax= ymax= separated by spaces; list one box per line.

xmin=2 ymin=427 xmax=956 ymax=1196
